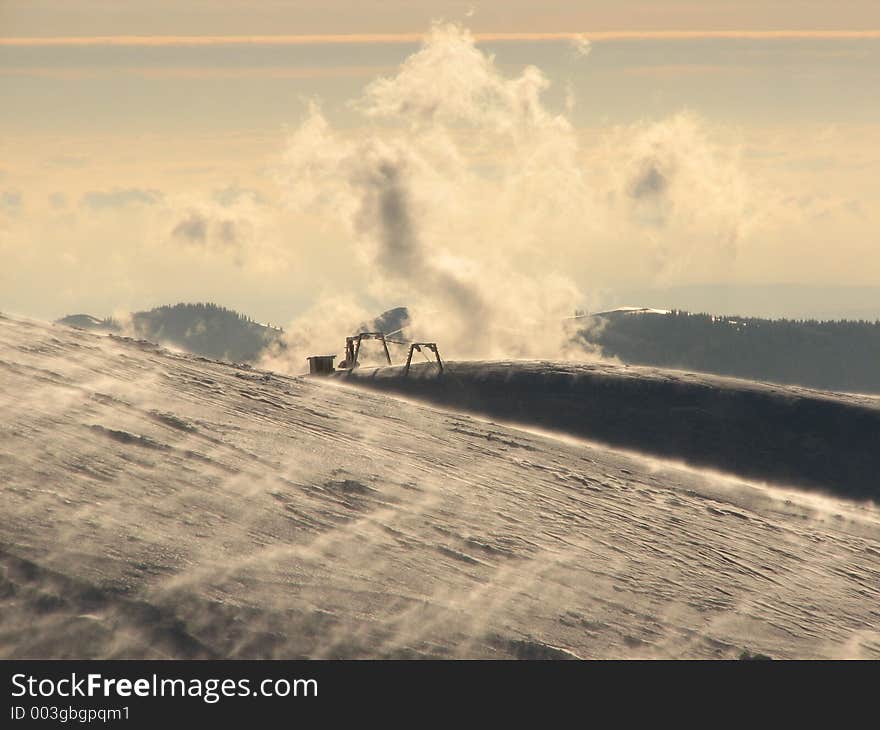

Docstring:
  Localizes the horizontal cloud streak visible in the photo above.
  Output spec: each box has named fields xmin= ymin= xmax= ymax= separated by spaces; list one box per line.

xmin=3 ymin=30 xmax=880 ymax=47
xmin=0 ymin=65 xmax=391 ymax=80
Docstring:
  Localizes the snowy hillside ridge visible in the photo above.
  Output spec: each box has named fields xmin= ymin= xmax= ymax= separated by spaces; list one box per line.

xmin=1 ymin=313 xmax=879 ymax=659
xmin=341 ymin=360 xmax=880 ymax=501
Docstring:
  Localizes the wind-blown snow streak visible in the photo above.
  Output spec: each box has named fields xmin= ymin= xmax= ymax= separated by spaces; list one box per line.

xmin=1 ymin=314 xmax=878 ymax=658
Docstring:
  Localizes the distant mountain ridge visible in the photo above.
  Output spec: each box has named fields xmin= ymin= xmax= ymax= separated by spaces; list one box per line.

xmin=360 ymin=306 xmax=410 ymax=338
xmin=58 ymin=302 xmax=283 ymax=363
xmin=581 ymin=308 xmax=880 ymax=394
xmin=56 ymin=313 xmax=122 ymax=332
xmin=56 ymin=303 xmax=410 ymax=365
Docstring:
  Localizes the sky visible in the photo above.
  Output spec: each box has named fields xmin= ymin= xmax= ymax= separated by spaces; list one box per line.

xmin=2 ymin=1 xmax=879 ymax=325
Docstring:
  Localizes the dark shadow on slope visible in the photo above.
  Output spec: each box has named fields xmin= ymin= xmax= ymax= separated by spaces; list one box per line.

xmin=339 ymin=361 xmax=880 ymax=502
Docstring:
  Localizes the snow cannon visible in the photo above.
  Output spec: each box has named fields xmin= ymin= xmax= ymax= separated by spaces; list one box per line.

xmin=335 ymin=331 xmax=444 ymax=375
xmin=339 ymin=332 xmax=393 ymax=370
xmin=403 ymin=342 xmax=443 ymax=375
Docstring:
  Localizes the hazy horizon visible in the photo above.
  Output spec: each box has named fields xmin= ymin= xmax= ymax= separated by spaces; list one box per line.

xmin=32 ymin=282 xmax=880 ymax=325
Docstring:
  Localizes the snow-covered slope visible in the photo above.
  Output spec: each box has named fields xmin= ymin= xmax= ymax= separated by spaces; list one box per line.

xmin=1 ymin=313 xmax=878 ymax=658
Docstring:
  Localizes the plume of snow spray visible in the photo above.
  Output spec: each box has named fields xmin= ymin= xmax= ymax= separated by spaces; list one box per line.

xmin=266 ymin=23 xmax=756 ymax=371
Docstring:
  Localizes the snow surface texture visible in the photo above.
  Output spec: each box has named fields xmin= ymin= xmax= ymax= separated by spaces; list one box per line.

xmin=1 ymin=313 xmax=879 ymax=659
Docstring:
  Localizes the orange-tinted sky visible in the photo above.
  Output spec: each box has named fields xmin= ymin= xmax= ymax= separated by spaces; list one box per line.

xmin=3 ymin=1 xmax=880 ymax=36
xmin=1 ymin=3 xmax=879 ymax=322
